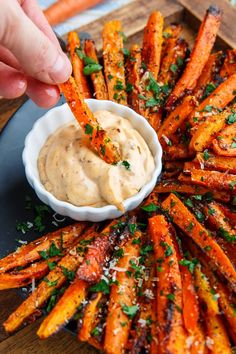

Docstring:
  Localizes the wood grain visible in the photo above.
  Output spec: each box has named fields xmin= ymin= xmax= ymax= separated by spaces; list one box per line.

xmin=0 ymin=0 xmax=236 ymax=352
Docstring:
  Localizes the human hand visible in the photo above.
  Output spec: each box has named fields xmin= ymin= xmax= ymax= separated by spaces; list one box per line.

xmin=0 ymin=0 xmax=72 ymax=108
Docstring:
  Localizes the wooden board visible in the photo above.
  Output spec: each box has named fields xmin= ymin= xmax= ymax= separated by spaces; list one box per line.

xmin=0 ymin=0 xmax=236 ymax=352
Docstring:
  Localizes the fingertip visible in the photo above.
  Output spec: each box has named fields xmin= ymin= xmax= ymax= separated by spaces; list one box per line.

xmin=48 ymin=53 xmax=72 ymax=84
xmin=26 ymin=78 xmax=60 ymax=108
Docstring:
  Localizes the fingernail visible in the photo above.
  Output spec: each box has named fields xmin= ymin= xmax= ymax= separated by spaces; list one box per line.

xmin=49 ymin=53 xmax=72 ymax=84
xmin=18 ymin=78 xmax=27 ymax=90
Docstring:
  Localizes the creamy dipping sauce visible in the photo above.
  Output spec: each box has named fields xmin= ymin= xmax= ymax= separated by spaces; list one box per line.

xmin=38 ymin=110 xmax=155 ymax=210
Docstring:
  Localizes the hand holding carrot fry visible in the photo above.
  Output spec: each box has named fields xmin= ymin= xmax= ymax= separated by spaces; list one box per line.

xmin=0 ymin=0 xmax=71 ymax=107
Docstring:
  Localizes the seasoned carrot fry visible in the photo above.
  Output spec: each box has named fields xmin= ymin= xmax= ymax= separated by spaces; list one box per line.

xmin=149 ymin=215 xmax=187 ymax=353
xmin=126 ymin=44 xmax=143 ymax=114
xmin=154 ymin=180 xmax=230 ymax=202
xmin=0 ymin=223 xmax=86 ymax=274
xmin=159 ymin=34 xmax=188 ymax=87
xmin=79 ymin=292 xmax=103 ymax=342
xmin=190 ymin=169 xmax=236 ymax=193
xmin=162 ymin=194 xmax=236 ymax=290
xmin=212 ymin=121 xmax=236 ymax=157
xmin=0 ymin=259 xmax=58 ymax=290
xmin=60 ymin=77 xmax=121 ymax=164
xmin=189 ymin=108 xmax=230 ymax=152
xmin=77 ymin=219 xmax=120 ymax=283
xmin=67 ymin=31 xmax=90 ymax=98
xmin=161 ymin=24 xmax=181 ymax=59
xmin=193 ymin=51 xmax=224 ymax=100
xmin=158 ymin=95 xmax=196 ymax=141
xmin=104 ymin=230 xmax=141 ymax=354
xmin=3 ymin=227 xmax=96 ymax=333
xmin=142 ymin=11 xmax=164 ymax=80
xmin=204 ymin=201 xmax=236 ymax=240
xmin=194 ymin=265 xmax=231 ymax=354
xmin=218 ymin=204 xmax=236 ymax=226
xmin=163 ymin=143 xmax=193 ymax=161
xmin=83 ymin=39 xmax=108 ymax=100
xmin=184 ymin=153 xmax=236 ymax=174
xmin=189 ymin=73 xmax=236 ymax=128
xmin=102 ymin=20 xmax=127 ymax=105
xmin=37 ymin=278 xmax=88 ymax=338
xmin=166 ymin=6 xmax=221 ymax=109
xmin=220 ymin=49 xmax=236 ymax=78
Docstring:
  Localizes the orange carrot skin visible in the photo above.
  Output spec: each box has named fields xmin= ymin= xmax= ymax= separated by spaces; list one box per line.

xmin=142 ymin=11 xmax=164 ymax=80
xmin=220 ymin=49 xmax=236 ymax=78
xmin=68 ymin=32 xmax=91 ymax=98
xmin=149 ymin=215 xmax=187 ymax=353
xmin=204 ymin=201 xmax=236 ymax=237
xmin=84 ymin=39 xmax=108 ymax=100
xmin=212 ymin=121 xmax=236 ymax=157
xmin=102 ymin=21 xmax=127 ymax=105
xmin=154 ymin=180 xmax=230 ymax=202
xmin=37 ymin=279 xmax=88 ymax=339
xmin=44 ymin=0 xmax=103 ymax=26
xmin=190 ymin=153 xmax=236 ymax=174
xmin=162 ymin=193 xmax=236 ymax=291
xmin=0 ymin=223 xmax=86 ymax=274
xmin=166 ymin=6 xmax=221 ymax=109
xmin=126 ymin=44 xmax=143 ymax=114
xmin=189 ymin=73 xmax=236 ymax=128
xmin=104 ymin=231 xmax=141 ymax=354
xmin=158 ymin=95 xmax=196 ymax=141
xmin=193 ymin=51 xmax=224 ymax=100
xmin=60 ymin=77 xmax=121 ymax=164
xmin=190 ymin=169 xmax=236 ymax=193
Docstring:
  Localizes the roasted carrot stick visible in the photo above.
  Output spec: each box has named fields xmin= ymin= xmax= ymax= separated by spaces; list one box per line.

xmin=154 ymin=180 xmax=230 ymax=202
xmin=218 ymin=204 xmax=236 ymax=226
xmin=189 ymin=73 xmax=236 ymax=128
xmin=161 ymin=24 xmax=181 ymax=59
xmin=204 ymin=201 xmax=235 ymax=233
xmin=159 ymin=29 xmax=188 ymax=87
xmin=44 ymin=0 xmax=102 ymax=26
xmin=102 ymin=20 xmax=127 ymax=105
xmin=84 ymin=39 xmax=108 ymax=100
xmin=149 ymin=215 xmax=187 ymax=353
xmin=189 ymin=108 xmax=230 ymax=152
xmin=165 ymin=6 xmax=222 ymax=110
xmin=158 ymin=95 xmax=196 ymax=141
xmin=126 ymin=44 xmax=143 ymax=114
xmin=67 ymin=31 xmax=91 ymax=98
xmin=162 ymin=193 xmax=236 ymax=291
xmin=190 ymin=169 xmax=236 ymax=193
xmin=60 ymin=77 xmax=121 ymax=164
xmin=79 ymin=292 xmax=103 ymax=342
xmin=3 ymin=228 xmax=96 ymax=333
xmin=0 ymin=223 xmax=86 ymax=274
xmin=183 ymin=153 xmax=236 ymax=174
xmin=104 ymin=231 xmax=141 ymax=354
xmin=193 ymin=51 xmax=224 ymax=100
xmin=142 ymin=11 xmax=164 ymax=80
xmin=212 ymin=121 xmax=236 ymax=157
xmin=220 ymin=49 xmax=236 ymax=78
xmin=0 ymin=259 xmax=58 ymax=290
xmin=163 ymin=143 xmax=193 ymax=161
xmin=37 ymin=278 xmax=88 ymax=338
xmin=194 ymin=265 xmax=231 ymax=354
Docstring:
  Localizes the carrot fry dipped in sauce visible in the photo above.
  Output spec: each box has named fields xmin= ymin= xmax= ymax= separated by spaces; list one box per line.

xmin=59 ymin=77 xmax=121 ymax=165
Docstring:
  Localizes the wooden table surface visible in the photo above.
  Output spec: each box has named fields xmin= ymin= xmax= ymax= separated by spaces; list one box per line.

xmin=0 ymin=0 xmax=235 ymax=352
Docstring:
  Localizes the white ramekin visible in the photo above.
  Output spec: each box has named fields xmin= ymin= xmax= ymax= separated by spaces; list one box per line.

xmin=22 ymin=99 xmax=162 ymax=222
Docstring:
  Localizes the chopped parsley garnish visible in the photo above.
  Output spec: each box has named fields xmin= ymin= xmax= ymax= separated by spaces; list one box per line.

xmin=204 ymin=83 xmax=215 ymax=97
xmin=141 ymin=203 xmax=159 ymax=212
xmin=118 ymin=31 xmax=127 ymax=42
xmin=195 ymin=210 xmax=205 ymax=223
xmin=218 ymin=227 xmax=236 ymax=242
xmin=39 ymin=241 xmax=62 ymax=260
xmin=83 ymin=63 xmax=103 ymax=75
xmin=108 ymin=74 xmax=113 ymax=80
xmin=186 ymin=222 xmax=194 ymax=232
xmin=179 ymin=258 xmax=198 ymax=273
xmin=126 ymin=82 xmax=133 ymax=92
xmin=114 ymin=80 xmax=124 ymax=90
xmin=184 ymin=198 xmax=194 ymax=208
xmin=90 ymin=279 xmax=110 ymax=295
xmin=43 ymin=277 xmax=58 ymax=287
xmin=100 ymin=145 xmax=106 ymax=156
xmin=85 ymin=124 xmax=93 ymax=135
xmin=177 ymin=57 xmax=184 ymax=67
xmin=91 ymin=327 xmax=100 ymax=337
xmin=75 ymin=48 xmax=84 ymax=59
xmin=128 ymin=223 xmax=137 ymax=235
xmin=61 ymin=266 xmax=75 ymax=282
xmin=163 ymin=32 xmax=171 ymax=38
xmin=121 ymin=304 xmax=139 ymax=319
xmin=202 ymin=105 xmax=213 ymax=112
xmin=226 ymin=113 xmax=236 ymax=124
xmin=114 ymin=248 xmax=124 ymax=258
xmin=203 ymin=149 xmax=211 ymax=161
xmin=229 ymin=181 xmax=236 ymax=190
xmin=122 ymin=48 xmax=130 ymax=57
xmin=121 ymin=160 xmax=131 ymax=170
xmin=170 ymin=63 xmax=178 ymax=73
xmin=47 ymin=261 xmax=57 ymax=270
xmin=140 ymin=244 xmax=153 ymax=256
xmin=166 ymin=293 xmax=175 ymax=301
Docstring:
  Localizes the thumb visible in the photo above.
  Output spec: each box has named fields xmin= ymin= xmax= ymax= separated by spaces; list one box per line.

xmin=0 ymin=0 xmax=71 ymax=84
